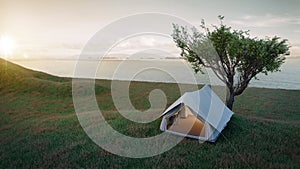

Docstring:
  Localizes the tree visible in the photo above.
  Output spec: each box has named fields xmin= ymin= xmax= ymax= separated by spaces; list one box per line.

xmin=172 ymin=16 xmax=290 ymax=110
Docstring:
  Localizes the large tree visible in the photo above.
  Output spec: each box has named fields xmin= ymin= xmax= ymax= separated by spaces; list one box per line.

xmin=172 ymin=16 xmax=290 ymax=110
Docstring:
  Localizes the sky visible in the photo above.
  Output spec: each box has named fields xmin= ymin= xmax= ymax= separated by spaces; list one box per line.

xmin=0 ymin=0 xmax=299 ymax=60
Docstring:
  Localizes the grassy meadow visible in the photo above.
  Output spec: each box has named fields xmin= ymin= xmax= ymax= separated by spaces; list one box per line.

xmin=0 ymin=58 xmax=299 ymax=168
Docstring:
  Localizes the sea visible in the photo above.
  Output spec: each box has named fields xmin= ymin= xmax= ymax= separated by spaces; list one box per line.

xmin=11 ymin=58 xmax=300 ymax=90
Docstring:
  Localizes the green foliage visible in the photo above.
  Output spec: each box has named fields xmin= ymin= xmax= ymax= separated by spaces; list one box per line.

xmin=172 ymin=16 xmax=290 ymax=109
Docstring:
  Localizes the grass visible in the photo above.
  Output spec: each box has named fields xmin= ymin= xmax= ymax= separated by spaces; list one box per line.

xmin=0 ymin=58 xmax=299 ymax=168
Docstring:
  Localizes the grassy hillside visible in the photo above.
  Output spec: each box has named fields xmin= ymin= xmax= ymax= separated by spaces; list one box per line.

xmin=0 ymin=58 xmax=299 ymax=168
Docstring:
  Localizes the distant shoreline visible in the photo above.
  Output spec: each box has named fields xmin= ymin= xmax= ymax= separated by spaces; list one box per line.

xmin=7 ymin=57 xmax=184 ymax=62
xmin=7 ymin=57 xmax=300 ymax=90
xmin=5 ymin=56 xmax=300 ymax=62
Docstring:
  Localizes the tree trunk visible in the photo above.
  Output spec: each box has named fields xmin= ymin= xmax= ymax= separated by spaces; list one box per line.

xmin=226 ymin=90 xmax=235 ymax=110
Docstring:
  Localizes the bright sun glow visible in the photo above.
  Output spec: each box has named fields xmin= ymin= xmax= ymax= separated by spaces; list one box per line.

xmin=0 ymin=35 xmax=15 ymax=56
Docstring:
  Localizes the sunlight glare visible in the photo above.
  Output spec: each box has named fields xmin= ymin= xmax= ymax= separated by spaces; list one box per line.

xmin=0 ymin=35 xmax=15 ymax=56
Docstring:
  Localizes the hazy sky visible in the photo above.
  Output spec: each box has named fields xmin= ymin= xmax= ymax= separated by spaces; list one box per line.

xmin=1 ymin=0 xmax=299 ymax=59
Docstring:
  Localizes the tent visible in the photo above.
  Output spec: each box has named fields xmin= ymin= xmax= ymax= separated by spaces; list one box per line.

xmin=160 ymin=85 xmax=234 ymax=142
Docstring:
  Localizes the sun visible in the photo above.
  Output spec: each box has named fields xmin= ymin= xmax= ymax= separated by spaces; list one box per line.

xmin=0 ymin=35 xmax=15 ymax=56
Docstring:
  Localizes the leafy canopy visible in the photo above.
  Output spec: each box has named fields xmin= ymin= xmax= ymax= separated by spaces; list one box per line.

xmin=172 ymin=16 xmax=290 ymax=109
xmin=172 ymin=16 xmax=290 ymax=96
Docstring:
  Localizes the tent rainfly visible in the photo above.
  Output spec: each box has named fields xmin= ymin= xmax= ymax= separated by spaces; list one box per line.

xmin=160 ymin=85 xmax=234 ymax=142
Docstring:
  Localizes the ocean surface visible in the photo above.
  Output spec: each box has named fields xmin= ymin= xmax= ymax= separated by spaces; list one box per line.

xmin=12 ymin=58 xmax=300 ymax=90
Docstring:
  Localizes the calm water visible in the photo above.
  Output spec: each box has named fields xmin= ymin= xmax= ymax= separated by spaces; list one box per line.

xmin=12 ymin=59 xmax=300 ymax=90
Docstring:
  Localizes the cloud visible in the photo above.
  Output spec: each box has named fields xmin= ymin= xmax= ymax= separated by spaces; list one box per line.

xmin=230 ymin=14 xmax=300 ymax=27
xmin=110 ymin=35 xmax=179 ymax=55
xmin=294 ymin=30 xmax=300 ymax=33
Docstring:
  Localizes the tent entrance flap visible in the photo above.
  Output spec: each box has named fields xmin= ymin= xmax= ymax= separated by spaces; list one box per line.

xmin=166 ymin=114 xmax=206 ymax=138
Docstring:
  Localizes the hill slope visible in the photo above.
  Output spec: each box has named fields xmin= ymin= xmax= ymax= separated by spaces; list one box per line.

xmin=0 ymin=58 xmax=299 ymax=168
xmin=0 ymin=58 xmax=71 ymax=95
